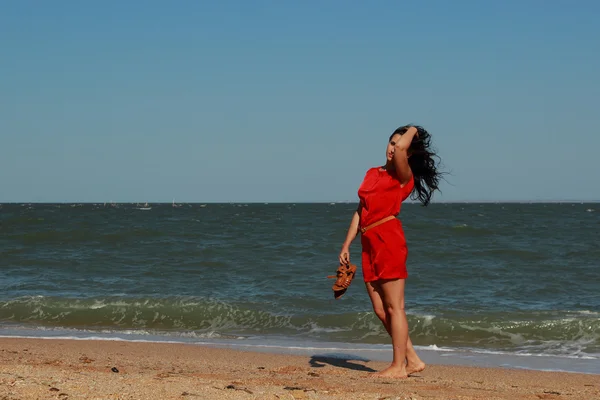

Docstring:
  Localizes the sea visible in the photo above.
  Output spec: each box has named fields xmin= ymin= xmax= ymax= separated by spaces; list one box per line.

xmin=1 ymin=202 xmax=599 ymax=374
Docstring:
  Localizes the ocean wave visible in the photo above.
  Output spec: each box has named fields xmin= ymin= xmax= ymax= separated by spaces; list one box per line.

xmin=1 ymin=296 xmax=598 ymax=358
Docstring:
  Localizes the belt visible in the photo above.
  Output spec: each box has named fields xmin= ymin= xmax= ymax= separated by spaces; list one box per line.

xmin=360 ymin=216 xmax=396 ymax=234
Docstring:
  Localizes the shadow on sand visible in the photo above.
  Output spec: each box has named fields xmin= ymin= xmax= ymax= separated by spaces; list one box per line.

xmin=309 ymin=353 xmax=376 ymax=372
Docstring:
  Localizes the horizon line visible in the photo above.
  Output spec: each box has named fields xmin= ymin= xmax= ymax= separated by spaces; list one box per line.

xmin=1 ymin=200 xmax=599 ymax=205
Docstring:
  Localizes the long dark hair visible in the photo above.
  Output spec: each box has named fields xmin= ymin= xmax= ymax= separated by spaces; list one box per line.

xmin=391 ymin=125 xmax=442 ymax=206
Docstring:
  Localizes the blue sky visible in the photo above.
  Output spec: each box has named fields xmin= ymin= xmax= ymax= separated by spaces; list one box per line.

xmin=1 ymin=1 xmax=599 ymax=202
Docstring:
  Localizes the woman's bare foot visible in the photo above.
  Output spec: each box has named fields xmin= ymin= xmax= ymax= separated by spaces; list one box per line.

xmin=371 ymin=363 xmax=408 ymax=379
xmin=406 ymin=361 xmax=426 ymax=375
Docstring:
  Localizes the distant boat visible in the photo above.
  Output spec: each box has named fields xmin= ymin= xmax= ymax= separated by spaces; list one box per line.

xmin=172 ymin=198 xmax=181 ymax=208
xmin=138 ymin=202 xmax=151 ymax=211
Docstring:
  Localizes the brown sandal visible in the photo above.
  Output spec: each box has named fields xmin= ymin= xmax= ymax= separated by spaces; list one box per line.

xmin=327 ymin=263 xmax=357 ymax=299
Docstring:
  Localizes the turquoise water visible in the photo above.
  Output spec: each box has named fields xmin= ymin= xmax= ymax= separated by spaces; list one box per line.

xmin=1 ymin=202 xmax=598 ymax=373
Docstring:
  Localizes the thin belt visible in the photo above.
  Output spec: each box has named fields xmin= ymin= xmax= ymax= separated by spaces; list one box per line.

xmin=360 ymin=215 xmax=396 ymax=234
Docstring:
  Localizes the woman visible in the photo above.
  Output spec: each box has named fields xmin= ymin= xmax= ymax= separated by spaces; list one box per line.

xmin=339 ymin=125 xmax=441 ymax=378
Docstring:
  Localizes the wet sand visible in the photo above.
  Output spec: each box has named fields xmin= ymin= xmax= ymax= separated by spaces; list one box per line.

xmin=1 ymin=337 xmax=598 ymax=399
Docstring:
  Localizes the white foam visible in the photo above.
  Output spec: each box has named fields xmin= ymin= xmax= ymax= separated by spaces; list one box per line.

xmin=416 ymin=344 xmax=455 ymax=352
xmin=461 ymin=347 xmax=598 ymax=360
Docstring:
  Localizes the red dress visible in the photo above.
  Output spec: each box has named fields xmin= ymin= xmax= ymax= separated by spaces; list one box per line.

xmin=357 ymin=167 xmax=414 ymax=282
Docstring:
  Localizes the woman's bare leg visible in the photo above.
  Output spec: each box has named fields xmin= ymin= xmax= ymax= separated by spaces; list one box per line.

xmin=405 ymin=336 xmax=425 ymax=374
xmin=378 ymin=278 xmax=408 ymax=377
xmin=365 ymin=281 xmax=425 ymax=374
xmin=372 ymin=278 xmax=407 ymax=377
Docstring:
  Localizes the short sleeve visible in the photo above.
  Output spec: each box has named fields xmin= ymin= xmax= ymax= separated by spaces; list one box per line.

xmin=401 ymin=175 xmax=414 ymax=201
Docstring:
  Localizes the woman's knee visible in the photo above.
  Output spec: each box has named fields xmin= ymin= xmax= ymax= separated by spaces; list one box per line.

xmin=373 ymin=306 xmax=387 ymax=322
xmin=384 ymin=302 xmax=405 ymax=317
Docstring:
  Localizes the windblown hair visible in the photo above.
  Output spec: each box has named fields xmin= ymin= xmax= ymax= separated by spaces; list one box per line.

xmin=391 ymin=125 xmax=442 ymax=206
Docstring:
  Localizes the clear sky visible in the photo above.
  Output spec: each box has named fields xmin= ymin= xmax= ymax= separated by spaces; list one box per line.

xmin=1 ymin=1 xmax=599 ymax=203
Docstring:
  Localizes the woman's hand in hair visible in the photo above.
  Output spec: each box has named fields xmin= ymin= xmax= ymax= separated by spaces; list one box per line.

xmin=394 ymin=126 xmax=419 ymax=152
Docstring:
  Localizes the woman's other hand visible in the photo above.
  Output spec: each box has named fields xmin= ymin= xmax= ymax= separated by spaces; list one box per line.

xmin=339 ymin=246 xmax=350 ymax=265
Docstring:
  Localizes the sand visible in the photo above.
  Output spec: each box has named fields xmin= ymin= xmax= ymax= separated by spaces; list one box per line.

xmin=0 ymin=338 xmax=598 ymax=400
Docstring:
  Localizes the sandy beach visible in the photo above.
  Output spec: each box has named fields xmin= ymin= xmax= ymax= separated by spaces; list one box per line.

xmin=0 ymin=338 xmax=598 ymax=400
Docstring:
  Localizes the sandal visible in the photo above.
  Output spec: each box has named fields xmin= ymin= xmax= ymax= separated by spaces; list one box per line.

xmin=327 ymin=263 xmax=357 ymax=299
